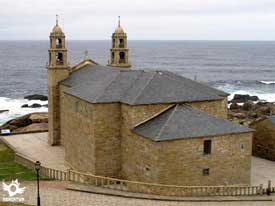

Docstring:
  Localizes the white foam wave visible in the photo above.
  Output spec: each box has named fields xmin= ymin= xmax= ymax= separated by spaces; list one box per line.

xmin=259 ymin=81 xmax=275 ymax=85
xmin=0 ymin=97 xmax=48 ymax=125
xmin=228 ymin=90 xmax=275 ymax=103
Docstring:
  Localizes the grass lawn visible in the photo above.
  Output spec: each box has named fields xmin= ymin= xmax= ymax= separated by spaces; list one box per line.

xmin=0 ymin=140 xmax=37 ymax=181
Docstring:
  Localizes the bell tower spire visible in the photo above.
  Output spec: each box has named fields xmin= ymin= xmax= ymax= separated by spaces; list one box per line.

xmin=108 ymin=16 xmax=131 ymax=68
xmin=47 ymin=15 xmax=69 ymax=146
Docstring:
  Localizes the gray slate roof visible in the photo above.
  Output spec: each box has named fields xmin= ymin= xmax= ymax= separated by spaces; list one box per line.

xmin=132 ymin=104 xmax=253 ymax=141
xmin=61 ymin=65 xmax=228 ymax=105
xmin=267 ymin=115 xmax=275 ymax=125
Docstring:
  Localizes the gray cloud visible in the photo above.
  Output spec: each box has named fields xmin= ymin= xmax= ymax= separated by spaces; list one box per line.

xmin=0 ymin=0 xmax=275 ymax=40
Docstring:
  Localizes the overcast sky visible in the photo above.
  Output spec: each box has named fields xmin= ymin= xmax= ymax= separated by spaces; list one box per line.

xmin=1 ymin=0 xmax=275 ymax=40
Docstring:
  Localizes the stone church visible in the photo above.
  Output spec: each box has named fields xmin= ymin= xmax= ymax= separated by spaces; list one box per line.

xmin=47 ymin=17 xmax=253 ymax=186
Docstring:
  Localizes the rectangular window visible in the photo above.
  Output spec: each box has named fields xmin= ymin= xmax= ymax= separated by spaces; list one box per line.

xmin=203 ymin=140 xmax=212 ymax=155
xmin=203 ymin=168 xmax=209 ymax=176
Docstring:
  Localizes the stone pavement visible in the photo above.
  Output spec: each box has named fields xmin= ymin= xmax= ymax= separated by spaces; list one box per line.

xmin=0 ymin=132 xmax=66 ymax=171
xmin=0 ymin=181 xmax=274 ymax=206
xmin=1 ymin=132 xmax=275 ymax=205
xmin=251 ymin=157 xmax=275 ymax=187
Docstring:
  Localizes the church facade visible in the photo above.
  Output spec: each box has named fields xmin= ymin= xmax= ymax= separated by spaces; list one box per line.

xmin=47 ymin=18 xmax=253 ymax=186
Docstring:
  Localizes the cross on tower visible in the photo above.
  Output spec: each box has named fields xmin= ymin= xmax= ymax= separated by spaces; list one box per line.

xmin=56 ymin=14 xmax=59 ymax=25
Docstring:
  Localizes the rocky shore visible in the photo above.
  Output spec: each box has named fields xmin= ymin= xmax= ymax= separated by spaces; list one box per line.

xmin=0 ymin=112 xmax=48 ymax=133
xmin=228 ymin=94 xmax=275 ymax=126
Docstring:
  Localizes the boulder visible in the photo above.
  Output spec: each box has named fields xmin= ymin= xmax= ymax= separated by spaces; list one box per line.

xmin=24 ymin=94 xmax=48 ymax=101
xmin=232 ymin=112 xmax=247 ymax=119
xmin=13 ymin=123 xmax=48 ymax=133
xmin=0 ymin=114 xmax=32 ymax=131
xmin=21 ymin=104 xmax=29 ymax=108
xmin=29 ymin=103 xmax=42 ymax=108
xmin=29 ymin=112 xmax=48 ymax=123
xmin=259 ymin=106 xmax=270 ymax=115
xmin=249 ymin=112 xmax=258 ymax=119
xmin=230 ymin=103 xmax=240 ymax=110
xmin=231 ymin=94 xmax=259 ymax=103
xmin=42 ymin=104 xmax=48 ymax=108
xmin=0 ymin=112 xmax=48 ymax=132
xmin=242 ymin=101 xmax=255 ymax=111
xmin=0 ymin=110 xmax=9 ymax=113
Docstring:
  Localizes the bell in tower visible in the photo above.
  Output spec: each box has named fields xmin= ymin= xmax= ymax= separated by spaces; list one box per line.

xmin=47 ymin=15 xmax=69 ymax=146
xmin=108 ymin=16 xmax=131 ymax=68
xmin=48 ymin=15 xmax=68 ymax=68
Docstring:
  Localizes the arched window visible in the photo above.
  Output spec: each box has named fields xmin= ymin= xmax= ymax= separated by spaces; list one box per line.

xmin=56 ymin=38 xmax=62 ymax=48
xmin=56 ymin=52 xmax=63 ymax=65
xmin=119 ymin=39 xmax=124 ymax=48
xmin=119 ymin=52 xmax=125 ymax=63
xmin=112 ymin=52 xmax=115 ymax=63
xmin=112 ymin=39 xmax=115 ymax=48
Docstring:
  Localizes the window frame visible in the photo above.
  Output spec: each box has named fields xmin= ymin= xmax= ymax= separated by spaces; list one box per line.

xmin=203 ymin=139 xmax=212 ymax=155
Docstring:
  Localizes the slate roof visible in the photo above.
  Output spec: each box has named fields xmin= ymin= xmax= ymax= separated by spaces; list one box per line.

xmin=61 ymin=65 xmax=228 ymax=105
xmin=132 ymin=104 xmax=253 ymax=141
xmin=267 ymin=115 xmax=275 ymax=125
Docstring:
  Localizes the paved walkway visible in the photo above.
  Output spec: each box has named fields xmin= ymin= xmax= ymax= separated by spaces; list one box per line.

xmin=0 ymin=132 xmax=66 ymax=171
xmin=0 ymin=181 xmax=274 ymax=206
xmin=251 ymin=157 xmax=275 ymax=187
xmin=1 ymin=132 xmax=275 ymax=206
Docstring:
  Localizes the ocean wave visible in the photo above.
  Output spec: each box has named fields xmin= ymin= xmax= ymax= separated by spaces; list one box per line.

xmin=259 ymin=81 xmax=275 ymax=85
xmin=227 ymin=90 xmax=275 ymax=103
xmin=0 ymin=97 xmax=48 ymax=126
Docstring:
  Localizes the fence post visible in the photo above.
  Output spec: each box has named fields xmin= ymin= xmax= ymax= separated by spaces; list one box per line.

xmin=260 ymin=184 xmax=263 ymax=195
xmin=267 ymin=180 xmax=271 ymax=196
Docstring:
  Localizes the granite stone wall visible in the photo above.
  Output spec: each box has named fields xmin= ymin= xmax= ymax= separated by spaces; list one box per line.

xmin=61 ymin=93 xmax=121 ymax=177
xmin=60 ymin=95 xmax=251 ymax=186
xmin=61 ymin=93 xmax=96 ymax=174
xmin=190 ymin=98 xmax=228 ymax=119
xmin=93 ymin=103 xmax=121 ymax=177
xmin=122 ymin=131 xmax=252 ymax=186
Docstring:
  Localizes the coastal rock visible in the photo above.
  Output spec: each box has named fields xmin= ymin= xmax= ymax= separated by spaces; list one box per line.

xmin=259 ymin=106 xmax=270 ymax=115
xmin=21 ymin=103 xmax=42 ymax=108
xmin=242 ymin=101 xmax=255 ymax=111
xmin=0 ymin=112 xmax=48 ymax=133
xmin=29 ymin=113 xmax=48 ymax=123
xmin=230 ymin=103 xmax=240 ymax=110
xmin=231 ymin=112 xmax=247 ymax=119
xmin=24 ymin=94 xmax=48 ymax=101
xmin=13 ymin=123 xmax=48 ymax=133
xmin=29 ymin=103 xmax=42 ymax=108
xmin=231 ymin=94 xmax=259 ymax=103
xmin=0 ymin=110 xmax=9 ymax=113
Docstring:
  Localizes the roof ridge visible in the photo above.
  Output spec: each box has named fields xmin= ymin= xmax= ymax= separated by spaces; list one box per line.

xmin=133 ymin=104 xmax=176 ymax=129
xmin=130 ymin=71 xmax=156 ymax=105
xmin=163 ymin=71 xmax=228 ymax=97
xmin=155 ymin=104 xmax=179 ymax=141
xmin=93 ymin=71 xmax=121 ymax=102
xmin=120 ymin=70 xmax=144 ymax=102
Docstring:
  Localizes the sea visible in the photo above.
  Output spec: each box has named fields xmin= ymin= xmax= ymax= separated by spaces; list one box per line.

xmin=0 ymin=40 xmax=275 ymax=125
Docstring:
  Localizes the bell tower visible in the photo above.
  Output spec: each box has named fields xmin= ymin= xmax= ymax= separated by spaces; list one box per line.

xmin=47 ymin=15 xmax=69 ymax=145
xmin=108 ymin=16 xmax=131 ymax=68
